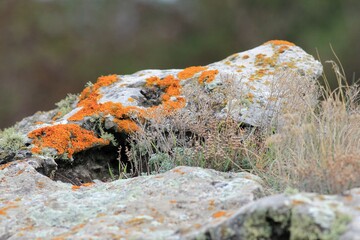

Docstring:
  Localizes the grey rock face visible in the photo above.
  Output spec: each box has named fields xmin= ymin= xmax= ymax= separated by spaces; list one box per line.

xmin=0 ymin=161 xmax=263 ymax=239
xmin=189 ymin=190 xmax=360 ymax=240
xmin=4 ymin=40 xmax=322 ymax=160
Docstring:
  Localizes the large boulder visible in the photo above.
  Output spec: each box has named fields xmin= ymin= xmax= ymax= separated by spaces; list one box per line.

xmin=0 ymin=162 xmax=263 ymax=239
xmin=6 ymin=40 xmax=322 ymax=162
xmin=189 ymin=189 xmax=360 ymax=240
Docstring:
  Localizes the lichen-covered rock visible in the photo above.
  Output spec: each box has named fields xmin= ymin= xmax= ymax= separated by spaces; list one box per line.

xmin=189 ymin=190 xmax=360 ymax=240
xmin=4 ymin=40 xmax=322 ymax=160
xmin=0 ymin=162 xmax=263 ymax=239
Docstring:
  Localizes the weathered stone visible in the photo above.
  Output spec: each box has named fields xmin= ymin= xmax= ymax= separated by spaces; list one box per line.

xmin=188 ymin=190 xmax=360 ymax=240
xmin=6 ymin=40 xmax=322 ymax=160
xmin=0 ymin=162 xmax=263 ymax=239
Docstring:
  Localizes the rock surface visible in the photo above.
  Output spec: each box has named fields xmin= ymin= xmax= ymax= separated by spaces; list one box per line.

xmin=189 ymin=190 xmax=360 ymax=240
xmin=9 ymin=40 xmax=322 ymax=161
xmin=1 ymin=160 xmax=360 ymax=239
xmin=0 ymin=40 xmax=338 ymax=239
xmin=0 ymin=162 xmax=263 ymax=239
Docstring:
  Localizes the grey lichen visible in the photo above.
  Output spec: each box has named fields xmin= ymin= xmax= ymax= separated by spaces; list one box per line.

xmin=290 ymin=209 xmax=351 ymax=240
xmin=242 ymin=207 xmax=291 ymax=239
xmin=55 ymin=93 xmax=79 ymax=118
xmin=0 ymin=127 xmax=26 ymax=152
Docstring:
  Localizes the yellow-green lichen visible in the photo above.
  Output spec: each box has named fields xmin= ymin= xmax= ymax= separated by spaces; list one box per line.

xmin=290 ymin=209 xmax=351 ymax=240
xmin=0 ymin=127 xmax=26 ymax=152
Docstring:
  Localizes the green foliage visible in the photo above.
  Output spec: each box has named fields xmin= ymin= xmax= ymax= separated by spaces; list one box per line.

xmin=0 ymin=127 xmax=26 ymax=152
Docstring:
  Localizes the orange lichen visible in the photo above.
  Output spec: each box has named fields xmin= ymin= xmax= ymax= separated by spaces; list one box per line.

xmin=242 ymin=55 xmax=250 ymax=59
xmin=114 ymin=119 xmax=139 ymax=132
xmin=145 ymin=75 xmax=186 ymax=115
xmin=0 ymin=162 xmax=15 ymax=170
xmin=128 ymin=97 xmax=135 ymax=102
xmin=247 ymin=93 xmax=254 ymax=101
xmin=212 ymin=210 xmax=227 ymax=218
xmin=28 ymin=124 xmax=109 ymax=158
xmin=263 ymin=40 xmax=295 ymax=46
xmin=198 ymin=70 xmax=219 ymax=84
xmin=278 ymin=45 xmax=290 ymax=53
xmin=72 ymin=182 xmax=94 ymax=190
xmin=93 ymin=74 xmax=118 ymax=89
xmin=171 ymin=168 xmax=186 ymax=175
xmin=67 ymin=74 xmax=144 ymax=133
xmin=177 ymin=66 xmax=207 ymax=80
xmin=0 ymin=204 xmax=18 ymax=216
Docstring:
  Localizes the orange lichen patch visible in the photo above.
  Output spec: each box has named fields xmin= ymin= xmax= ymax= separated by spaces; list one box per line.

xmin=0 ymin=162 xmax=15 ymax=170
xmin=212 ymin=210 xmax=227 ymax=218
xmin=69 ymin=74 xmax=128 ymax=122
xmin=278 ymin=45 xmax=290 ymax=53
xmin=177 ymin=66 xmax=207 ymax=80
xmin=114 ymin=119 xmax=139 ymax=132
xmin=247 ymin=93 xmax=254 ymax=101
xmin=35 ymin=121 xmax=44 ymax=125
xmin=198 ymin=70 xmax=219 ymax=84
xmin=16 ymin=169 xmax=25 ymax=176
xmin=242 ymin=55 xmax=250 ymax=59
xmin=291 ymin=199 xmax=306 ymax=206
xmin=71 ymin=182 xmax=94 ymax=190
xmin=0 ymin=204 xmax=18 ymax=216
xmin=263 ymin=40 xmax=295 ymax=46
xmin=93 ymin=75 xmax=118 ymax=89
xmin=169 ymin=200 xmax=177 ymax=204
xmin=28 ymin=124 xmax=109 ymax=158
xmin=128 ymin=97 xmax=135 ymax=102
xmin=172 ymin=168 xmax=186 ymax=175
xmin=250 ymin=68 xmax=274 ymax=81
xmin=145 ymin=75 xmax=186 ymax=115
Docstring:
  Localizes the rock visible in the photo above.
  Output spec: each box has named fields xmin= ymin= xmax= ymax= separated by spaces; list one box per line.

xmin=0 ymin=162 xmax=263 ymax=239
xmin=6 ymin=40 xmax=322 ymax=161
xmin=189 ymin=190 xmax=360 ymax=240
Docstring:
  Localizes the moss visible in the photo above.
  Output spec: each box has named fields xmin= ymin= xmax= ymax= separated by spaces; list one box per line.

xmin=0 ymin=127 xmax=26 ymax=152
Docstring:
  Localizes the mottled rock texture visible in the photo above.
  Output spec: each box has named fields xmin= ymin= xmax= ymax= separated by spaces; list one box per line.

xmin=0 ymin=40 xmax=337 ymax=239
xmin=0 ymin=162 xmax=263 ymax=239
xmin=189 ymin=189 xmax=360 ymax=240
xmin=8 ymin=40 xmax=322 ymax=161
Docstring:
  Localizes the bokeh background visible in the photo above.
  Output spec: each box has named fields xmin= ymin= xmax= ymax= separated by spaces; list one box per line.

xmin=1 ymin=0 xmax=359 ymax=128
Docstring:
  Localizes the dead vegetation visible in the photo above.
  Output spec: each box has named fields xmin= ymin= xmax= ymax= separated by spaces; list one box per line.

xmin=123 ymin=60 xmax=360 ymax=195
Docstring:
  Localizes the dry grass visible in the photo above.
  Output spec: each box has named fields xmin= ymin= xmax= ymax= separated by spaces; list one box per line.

xmin=263 ymin=61 xmax=360 ymax=194
xmin=125 ymin=62 xmax=360 ymax=194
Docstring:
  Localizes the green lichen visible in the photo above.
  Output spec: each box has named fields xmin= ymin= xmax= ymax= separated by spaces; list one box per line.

xmin=55 ymin=93 xmax=79 ymax=117
xmin=242 ymin=208 xmax=291 ymax=239
xmin=290 ymin=209 xmax=351 ymax=240
xmin=0 ymin=127 xmax=26 ymax=152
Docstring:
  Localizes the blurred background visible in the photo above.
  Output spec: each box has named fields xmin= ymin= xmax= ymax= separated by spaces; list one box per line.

xmin=0 ymin=0 xmax=359 ymax=128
